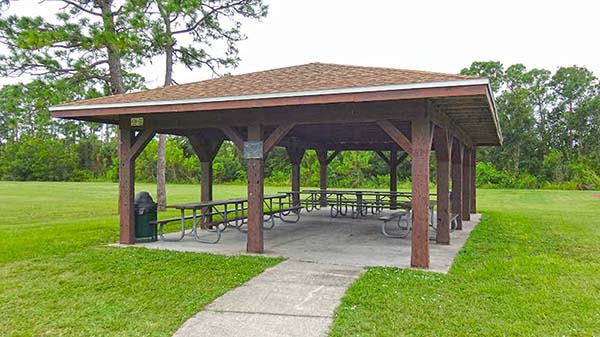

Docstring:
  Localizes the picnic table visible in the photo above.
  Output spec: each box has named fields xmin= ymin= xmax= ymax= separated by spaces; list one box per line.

xmin=155 ymin=193 xmax=299 ymax=244
xmin=286 ymin=190 xmax=433 ymax=218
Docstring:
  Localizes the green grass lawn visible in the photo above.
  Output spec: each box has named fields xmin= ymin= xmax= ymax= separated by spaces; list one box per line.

xmin=330 ymin=189 xmax=600 ymax=336
xmin=2 ymin=182 xmax=600 ymax=336
xmin=0 ymin=181 xmax=283 ymax=337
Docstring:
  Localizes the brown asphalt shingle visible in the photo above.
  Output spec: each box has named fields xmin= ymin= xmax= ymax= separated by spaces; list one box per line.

xmin=60 ymin=62 xmax=477 ymax=107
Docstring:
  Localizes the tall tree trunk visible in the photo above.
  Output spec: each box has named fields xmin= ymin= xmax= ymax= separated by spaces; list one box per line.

xmin=97 ymin=0 xmax=125 ymax=95
xmin=156 ymin=3 xmax=175 ymax=211
xmin=157 ymin=134 xmax=167 ymax=210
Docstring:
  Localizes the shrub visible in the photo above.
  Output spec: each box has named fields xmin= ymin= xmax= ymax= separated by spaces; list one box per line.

xmin=476 ymin=162 xmax=513 ymax=188
xmin=514 ymin=172 xmax=539 ymax=189
xmin=569 ymin=162 xmax=600 ymax=190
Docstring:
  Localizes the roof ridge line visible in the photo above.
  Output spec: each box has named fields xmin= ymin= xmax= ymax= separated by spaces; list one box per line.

xmin=312 ymin=62 xmax=479 ymax=79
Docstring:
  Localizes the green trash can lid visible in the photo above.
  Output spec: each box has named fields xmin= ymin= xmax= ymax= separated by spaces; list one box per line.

xmin=135 ymin=192 xmax=157 ymax=214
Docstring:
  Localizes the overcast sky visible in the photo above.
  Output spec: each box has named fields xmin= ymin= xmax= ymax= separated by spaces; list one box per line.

xmin=3 ymin=0 xmax=600 ymax=88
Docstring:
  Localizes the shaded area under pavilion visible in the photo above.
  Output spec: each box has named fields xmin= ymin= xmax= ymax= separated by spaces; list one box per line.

xmin=51 ymin=63 xmax=502 ymax=269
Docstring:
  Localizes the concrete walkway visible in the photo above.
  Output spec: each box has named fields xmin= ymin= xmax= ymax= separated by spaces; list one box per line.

xmin=172 ymin=260 xmax=364 ymax=337
xmin=133 ymin=211 xmax=482 ymax=336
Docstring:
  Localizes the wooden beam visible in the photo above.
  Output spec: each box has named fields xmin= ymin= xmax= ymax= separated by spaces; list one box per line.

xmin=246 ymin=123 xmax=264 ymax=253
xmin=286 ymin=146 xmax=305 ymax=165
xmin=398 ymin=151 xmax=409 ymax=163
xmin=187 ymin=133 xmax=224 ymax=223
xmin=377 ymin=120 xmax=413 ymax=156
xmin=389 ymin=150 xmax=398 ymax=210
xmin=221 ymin=126 xmax=244 ymax=150
xmin=263 ymin=123 xmax=295 ymax=156
xmin=434 ymin=126 xmax=452 ymax=245
xmin=188 ymin=133 xmax=224 ymax=162
xmin=137 ymin=101 xmax=424 ymax=131
xmin=326 ymin=150 xmax=340 ymax=165
xmin=430 ymin=102 xmax=474 ymax=147
xmin=289 ymin=142 xmax=402 ymax=151
xmin=471 ymin=148 xmax=477 ymax=213
xmin=316 ymin=149 xmax=329 ymax=207
xmin=286 ymin=146 xmax=305 ymax=207
xmin=52 ymin=85 xmax=488 ymax=118
xmin=451 ymin=140 xmax=464 ymax=230
xmin=375 ymin=150 xmax=390 ymax=165
xmin=200 ymin=161 xmax=213 ymax=201
xmin=118 ymin=119 xmax=135 ymax=245
xmin=410 ymin=118 xmax=431 ymax=269
xmin=129 ymin=128 xmax=156 ymax=161
xmin=462 ymin=147 xmax=472 ymax=221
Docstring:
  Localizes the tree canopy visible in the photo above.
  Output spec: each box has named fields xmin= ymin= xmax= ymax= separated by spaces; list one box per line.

xmin=0 ymin=2 xmax=598 ymax=194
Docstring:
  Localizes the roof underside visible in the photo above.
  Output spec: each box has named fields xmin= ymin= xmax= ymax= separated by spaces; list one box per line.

xmin=51 ymin=62 xmax=502 ymax=146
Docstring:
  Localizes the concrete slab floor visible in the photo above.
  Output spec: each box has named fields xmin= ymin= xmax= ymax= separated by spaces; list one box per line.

xmin=136 ymin=209 xmax=481 ymax=273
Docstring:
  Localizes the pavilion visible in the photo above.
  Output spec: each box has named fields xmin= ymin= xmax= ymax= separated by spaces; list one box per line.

xmin=50 ymin=63 xmax=501 ymax=269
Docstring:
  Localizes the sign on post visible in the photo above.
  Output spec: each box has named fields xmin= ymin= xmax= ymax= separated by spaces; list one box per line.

xmin=243 ymin=141 xmax=263 ymax=159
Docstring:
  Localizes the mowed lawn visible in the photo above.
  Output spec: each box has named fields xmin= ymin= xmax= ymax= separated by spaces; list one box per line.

xmin=330 ymin=189 xmax=600 ymax=336
xmin=0 ymin=181 xmax=283 ymax=337
xmin=1 ymin=182 xmax=600 ymax=337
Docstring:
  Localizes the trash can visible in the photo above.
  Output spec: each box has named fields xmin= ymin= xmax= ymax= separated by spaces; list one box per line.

xmin=134 ymin=191 xmax=158 ymax=242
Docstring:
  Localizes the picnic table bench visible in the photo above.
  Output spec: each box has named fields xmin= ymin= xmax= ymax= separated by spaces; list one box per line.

xmin=378 ymin=201 xmax=459 ymax=238
xmin=152 ymin=193 xmax=300 ymax=244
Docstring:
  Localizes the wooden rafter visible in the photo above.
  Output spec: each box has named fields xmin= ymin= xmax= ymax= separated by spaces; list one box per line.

xmin=429 ymin=101 xmax=474 ymax=147
xmin=221 ymin=126 xmax=244 ymax=150
xmin=129 ymin=129 xmax=156 ymax=161
xmin=398 ymin=151 xmax=409 ymax=163
xmin=377 ymin=120 xmax=412 ymax=156
xmin=188 ymin=133 xmax=224 ymax=162
xmin=263 ymin=123 xmax=295 ymax=156
xmin=326 ymin=150 xmax=340 ymax=164
xmin=285 ymin=146 xmax=305 ymax=165
xmin=375 ymin=150 xmax=389 ymax=165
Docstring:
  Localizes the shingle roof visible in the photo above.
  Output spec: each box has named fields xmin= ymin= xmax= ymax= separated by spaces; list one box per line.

xmin=60 ymin=62 xmax=477 ymax=107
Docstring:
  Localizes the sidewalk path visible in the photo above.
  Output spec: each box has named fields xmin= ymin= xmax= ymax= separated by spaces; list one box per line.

xmin=172 ymin=260 xmax=364 ymax=337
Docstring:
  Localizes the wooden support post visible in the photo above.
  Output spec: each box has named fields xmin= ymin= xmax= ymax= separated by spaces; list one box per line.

xmin=462 ymin=147 xmax=472 ymax=221
xmin=118 ymin=120 xmax=156 ymax=245
xmin=451 ymin=141 xmax=464 ymax=230
xmin=286 ymin=146 xmax=305 ymax=207
xmin=434 ymin=127 xmax=452 ymax=245
xmin=389 ymin=150 xmax=398 ymax=210
xmin=201 ymin=161 xmax=213 ymax=202
xmin=470 ymin=148 xmax=477 ymax=213
xmin=316 ymin=149 xmax=328 ymax=207
xmin=291 ymin=162 xmax=300 ymax=206
xmin=189 ymin=133 xmax=224 ymax=223
xmin=246 ymin=124 xmax=264 ymax=253
xmin=410 ymin=118 xmax=432 ymax=269
xmin=118 ymin=120 xmax=135 ymax=245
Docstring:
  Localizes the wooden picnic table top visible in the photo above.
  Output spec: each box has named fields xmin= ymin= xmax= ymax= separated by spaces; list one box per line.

xmin=167 ymin=194 xmax=287 ymax=210
xmin=284 ymin=190 xmax=432 ymax=197
xmin=299 ymin=189 xmax=389 ymax=195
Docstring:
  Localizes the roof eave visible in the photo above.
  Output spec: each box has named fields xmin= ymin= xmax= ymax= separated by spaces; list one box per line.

xmin=50 ymin=78 xmax=490 ymax=114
